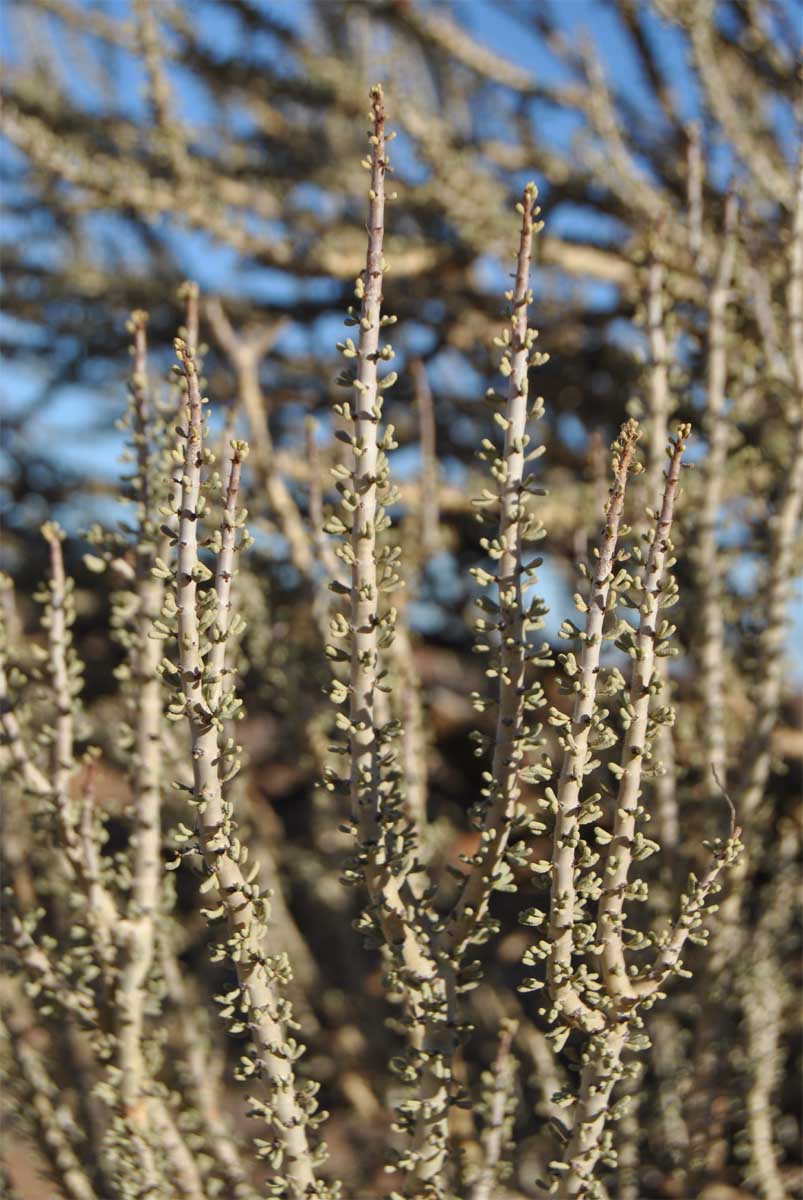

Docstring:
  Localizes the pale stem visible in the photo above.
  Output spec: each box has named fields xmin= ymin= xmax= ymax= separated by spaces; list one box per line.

xmin=597 ymin=429 xmax=689 ymax=1002
xmin=712 ymin=146 xmax=803 ymax=967
xmin=173 ymin=346 xmax=318 ymax=1196
xmin=412 ymin=357 xmax=440 ymax=559
xmin=116 ymin=311 xmax=166 ymax=1132
xmin=559 ymin=1025 xmax=627 ymax=1196
xmin=444 ymin=183 xmax=540 ymax=955
xmin=644 ymin=250 xmax=678 ymax=862
xmin=697 ymin=192 xmax=738 ymax=795
xmin=546 ymin=422 xmax=640 ymax=1031
xmin=470 ymin=1019 xmax=518 ymax=1200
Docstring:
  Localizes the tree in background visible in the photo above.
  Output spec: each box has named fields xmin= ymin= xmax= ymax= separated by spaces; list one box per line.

xmin=1 ymin=3 xmax=801 ymax=1199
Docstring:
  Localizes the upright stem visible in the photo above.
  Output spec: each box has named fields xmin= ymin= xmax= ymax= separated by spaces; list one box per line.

xmin=559 ymin=1025 xmax=627 ymax=1197
xmin=597 ymin=428 xmax=689 ymax=1002
xmin=116 ymin=311 xmax=164 ymax=1127
xmin=172 ymin=345 xmax=319 ymax=1198
xmin=470 ymin=1020 xmax=518 ymax=1200
xmin=711 ymin=146 xmax=803 ymax=971
xmin=546 ymin=422 xmax=640 ymax=1031
xmin=348 ymin=87 xmax=386 ymax=867
xmin=644 ymin=246 xmax=678 ymax=867
xmin=645 ymin=249 xmax=671 ymax=499
xmin=444 ymin=182 xmax=544 ymax=955
xmin=412 ymin=358 xmax=440 ymax=559
xmin=738 ymin=144 xmax=803 ymax=824
xmin=41 ymin=525 xmax=118 ymax=967
xmin=42 ymin=524 xmax=79 ymax=853
xmin=340 ymin=85 xmax=447 ymax=1195
xmin=697 ymin=192 xmax=738 ymax=796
